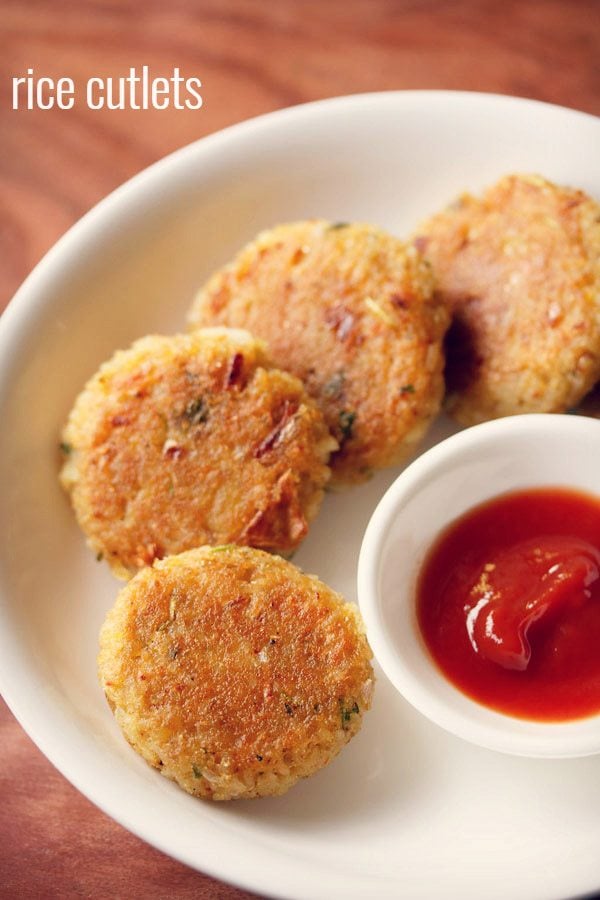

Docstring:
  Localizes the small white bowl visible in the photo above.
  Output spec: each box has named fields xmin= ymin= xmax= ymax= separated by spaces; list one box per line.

xmin=358 ymin=413 xmax=600 ymax=758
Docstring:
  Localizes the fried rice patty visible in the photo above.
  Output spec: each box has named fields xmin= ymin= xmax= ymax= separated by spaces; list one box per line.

xmin=188 ymin=221 xmax=449 ymax=485
xmin=98 ymin=545 xmax=374 ymax=801
xmin=60 ymin=329 xmax=336 ymax=577
xmin=414 ymin=174 xmax=600 ymax=425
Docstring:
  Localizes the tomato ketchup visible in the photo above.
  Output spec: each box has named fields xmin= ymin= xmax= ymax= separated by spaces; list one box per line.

xmin=417 ymin=488 xmax=600 ymax=721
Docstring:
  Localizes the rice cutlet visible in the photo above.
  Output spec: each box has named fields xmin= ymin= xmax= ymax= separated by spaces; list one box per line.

xmin=60 ymin=328 xmax=336 ymax=577
xmin=98 ymin=545 xmax=375 ymax=801
xmin=188 ymin=220 xmax=450 ymax=485
xmin=414 ymin=174 xmax=600 ymax=425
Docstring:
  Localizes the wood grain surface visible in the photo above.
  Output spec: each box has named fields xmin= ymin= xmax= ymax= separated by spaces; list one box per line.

xmin=0 ymin=2 xmax=599 ymax=898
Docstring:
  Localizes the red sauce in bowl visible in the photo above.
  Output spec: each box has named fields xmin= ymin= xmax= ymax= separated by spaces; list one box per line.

xmin=417 ymin=488 xmax=600 ymax=721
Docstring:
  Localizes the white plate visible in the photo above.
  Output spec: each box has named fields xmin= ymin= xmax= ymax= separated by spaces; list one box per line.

xmin=1 ymin=91 xmax=599 ymax=900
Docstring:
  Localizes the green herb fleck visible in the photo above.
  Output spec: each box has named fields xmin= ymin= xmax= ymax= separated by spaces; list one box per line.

xmin=566 ymin=407 xmax=581 ymax=415
xmin=183 ymin=396 xmax=209 ymax=425
xmin=210 ymin=544 xmax=234 ymax=553
xmin=281 ymin=692 xmax=300 ymax=716
xmin=400 ymin=384 xmax=415 ymax=395
xmin=192 ymin=764 xmax=203 ymax=779
xmin=256 ymin=754 xmax=263 ymax=762
xmin=96 ymin=551 xmax=104 ymax=562
xmin=59 ymin=441 xmax=72 ymax=455
xmin=323 ymin=371 xmax=346 ymax=399
xmin=328 ymin=222 xmax=349 ymax=231
xmin=168 ymin=645 xmax=179 ymax=660
xmin=338 ymin=410 xmax=356 ymax=441
xmin=340 ymin=700 xmax=360 ymax=729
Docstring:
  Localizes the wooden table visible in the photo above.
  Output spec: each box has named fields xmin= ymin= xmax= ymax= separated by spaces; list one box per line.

xmin=1 ymin=2 xmax=598 ymax=897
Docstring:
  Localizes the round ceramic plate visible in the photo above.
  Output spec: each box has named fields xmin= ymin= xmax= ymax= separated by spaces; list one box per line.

xmin=1 ymin=92 xmax=599 ymax=900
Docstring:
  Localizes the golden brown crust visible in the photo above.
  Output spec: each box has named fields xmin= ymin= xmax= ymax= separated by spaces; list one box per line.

xmin=98 ymin=546 xmax=374 ymax=800
xmin=188 ymin=221 xmax=449 ymax=484
xmin=414 ymin=174 xmax=600 ymax=425
xmin=60 ymin=329 xmax=336 ymax=576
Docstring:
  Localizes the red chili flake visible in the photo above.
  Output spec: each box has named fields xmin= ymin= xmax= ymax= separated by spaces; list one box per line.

xmin=390 ymin=294 xmax=410 ymax=309
xmin=164 ymin=442 xmax=185 ymax=460
xmin=291 ymin=247 xmax=306 ymax=265
xmin=324 ymin=304 xmax=355 ymax=342
xmin=111 ymin=415 xmax=130 ymax=427
xmin=240 ymin=470 xmax=307 ymax=547
xmin=225 ymin=352 xmax=244 ymax=387
xmin=254 ymin=400 xmax=297 ymax=458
